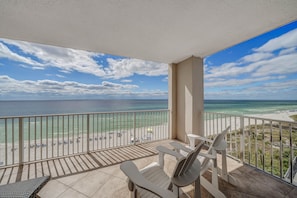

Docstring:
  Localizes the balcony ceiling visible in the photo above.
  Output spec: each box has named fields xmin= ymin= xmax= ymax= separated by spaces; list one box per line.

xmin=0 ymin=0 xmax=297 ymax=63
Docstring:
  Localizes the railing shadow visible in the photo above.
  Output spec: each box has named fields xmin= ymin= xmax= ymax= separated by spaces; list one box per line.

xmin=0 ymin=140 xmax=166 ymax=185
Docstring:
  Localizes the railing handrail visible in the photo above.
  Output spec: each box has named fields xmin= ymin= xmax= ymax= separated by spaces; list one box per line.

xmin=0 ymin=109 xmax=170 ymax=167
xmin=0 ymin=109 xmax=170 ymax=119
xmin=204 ymin=111 xmax=297 ymax=124
xmin=204 ymin=111 xmax=297 ymax=186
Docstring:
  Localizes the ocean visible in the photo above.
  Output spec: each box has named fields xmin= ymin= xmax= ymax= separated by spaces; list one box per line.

xmin=0 ymin=99 xmax=297 ymax=145
xmin=0 ymin=99 xmax=297 ymax=117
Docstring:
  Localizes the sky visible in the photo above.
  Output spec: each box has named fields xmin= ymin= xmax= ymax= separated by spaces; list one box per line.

xmin=0 ymin=21 xmax=296 ymax=100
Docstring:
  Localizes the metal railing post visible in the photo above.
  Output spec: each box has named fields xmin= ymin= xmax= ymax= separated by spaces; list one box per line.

xmin=289 ymin=123 xmax=293 ymax=184
xmin=133 ymin=112 xmax=136 ymax=145
xmin=19 ymin=117 xmax=23 ymax=165
xmin=279 ymin=122 xmax=283 ymax=179
xmin=240 ymin=116 xmax=244 ymax=161
xmin=87 ymin=114 xmax=90 ymax=153
xmin=167 ymin=110 xmax=171 ymax=139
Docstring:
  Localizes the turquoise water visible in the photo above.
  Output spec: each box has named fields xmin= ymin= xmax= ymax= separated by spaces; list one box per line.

xmin=0 ymin=111 xmax=169 ymax=143
xmin=0 ymin=99 xmax=168 ymax=116
xmin=0 ymin=100 xmax=297 ymax=143
xmin=1 ymin=99 xmax=297 ymax=117
xmin=204 ymin=100 xmax=297 ymax=115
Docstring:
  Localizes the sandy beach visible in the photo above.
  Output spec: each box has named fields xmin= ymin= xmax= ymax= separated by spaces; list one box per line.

xmin=1 ymin=110 xmax=296 ymax=166
xmin=248 ymin=110 xmax=297 ymax=122
xmin=0 ymin=124 xmax=169 ymax=166
xmin=204 ymin=110 xmax=297 ymax=137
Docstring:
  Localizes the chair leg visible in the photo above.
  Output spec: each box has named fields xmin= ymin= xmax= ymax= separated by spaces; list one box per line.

xmin=171 ymin=184 xmax=179 ymax=197
xmin=201 ymin=177 xmax=226 ymax=198
xmin=219 ymin=150 xmax=237 ymax=186
xmin=194 ymin=178 xmax=201 ymax=198
xmin=212 ymin=159 xmax=219 ymax=189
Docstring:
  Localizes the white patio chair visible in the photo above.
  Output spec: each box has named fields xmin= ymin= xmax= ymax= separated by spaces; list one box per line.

xmin=170 ymin=126 xmax=235 ymax=198
xmin=0 ymin=176 xmax=50 ymax=198
xmin=120 ymin=141 xmax=204 ymax=198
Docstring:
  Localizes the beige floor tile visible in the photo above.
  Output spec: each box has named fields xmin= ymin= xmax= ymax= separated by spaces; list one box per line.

xmin=91 ymin=176 xmax=129 ymax=198
xmin=216 ymin=153 xmax=244 ymax=172
xmin=2 ymin=140 xmax=297 ymax=198
xmin=97 ymin=164 xmax=126 ymax=180
xmin=57 ymin=172 xmax=88 ymax=186
xmin=57 ymin=188 xmax=89 ymax=198
xmin=38 ymin=179 xmax=69 ymax=198
xmin=71 ymin=170 xmax=111 ymax=197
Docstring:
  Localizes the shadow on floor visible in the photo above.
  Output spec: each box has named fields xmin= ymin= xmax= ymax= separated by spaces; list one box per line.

xmin=0 ymin=141 xmax=166 ymax=185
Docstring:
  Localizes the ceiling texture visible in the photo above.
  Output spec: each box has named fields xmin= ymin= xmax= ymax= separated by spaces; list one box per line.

xmin=1 ymin=0 xmax=297 ymax=63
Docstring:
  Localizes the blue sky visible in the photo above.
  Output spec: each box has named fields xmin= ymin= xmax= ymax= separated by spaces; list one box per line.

xmin=0 ymin=21 xmax=296 ymax=100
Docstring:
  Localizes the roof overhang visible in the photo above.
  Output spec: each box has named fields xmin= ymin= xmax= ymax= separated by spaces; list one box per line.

xmin=0 ymin=0 xmax=297 ymax=63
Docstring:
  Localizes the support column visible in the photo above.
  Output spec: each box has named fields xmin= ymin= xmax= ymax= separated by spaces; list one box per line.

xmin=168 ymin=63 xmax=177 ymax=139
xmin=169 ymin=56 xmax=204 ymax=142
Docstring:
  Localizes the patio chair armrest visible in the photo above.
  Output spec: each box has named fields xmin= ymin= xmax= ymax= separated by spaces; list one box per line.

xmin=187 ymin=134 xmax=213 ymax=149
xmin=199 ymin=152 xmax=216 ymax=159
xmin=169 ymin=142 xmax=192 ymax=153
xmin=188 ymin=134 xmax=213 ymax=143
xmin=156 ymin=146 xmax=184 ymax=160
xmin=120 ymin=161 xmax=177 ymax=198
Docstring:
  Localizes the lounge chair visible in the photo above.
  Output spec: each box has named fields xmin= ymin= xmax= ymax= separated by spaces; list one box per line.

xmin=170 ymin=126 xmax=235 ymax=198
xmin=0 ymin=176 xmax=50 ymax=198
xmin=120 ymin=141 xmax=204 ymax=198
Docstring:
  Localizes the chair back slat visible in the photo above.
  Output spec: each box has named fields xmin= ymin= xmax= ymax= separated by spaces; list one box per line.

xmin=172 ymin=158 xmax=186 ymax=177
xmin=173 ymin=141 xmax=204 ymax=177
xmin=208 ymin=126 xmax=230 ymax=153
xmin=199 ymin=126 xmax=230 ymax=169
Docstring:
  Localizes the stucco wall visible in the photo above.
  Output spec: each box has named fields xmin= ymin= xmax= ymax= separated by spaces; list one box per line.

xmin=169 ymin=56 xmax=204 ymax=142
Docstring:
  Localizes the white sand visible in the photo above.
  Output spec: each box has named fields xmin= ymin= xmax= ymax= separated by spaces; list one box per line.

xmin=247 ymin=110 xmax=297 ymax=122
xmin=0 ymin=124 xmax=169 ymax=165
xmin=204 ymin=110 xmax=297 ymax=136
xmin=1 ymin=110 xmax=296 ymax=165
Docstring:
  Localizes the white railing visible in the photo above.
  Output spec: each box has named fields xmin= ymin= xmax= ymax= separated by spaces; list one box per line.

xmin=0 ymin=110 xmax=170 ymax=166
xmin=2 ymin=109 xmax=296 ymax=185
xmin=204 ymin=112 xmax=297 ymax=186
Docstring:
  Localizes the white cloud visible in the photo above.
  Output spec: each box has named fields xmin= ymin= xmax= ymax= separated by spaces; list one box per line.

xmin=205 ymin=76 xmax=284 ymax=87
xmin=105 ymin=58 xmax=168 ymax=79
xmin=121 ymin=79 xmax=132 ymax=83
xmin=0 ymin=42 xmax=43 ymax=66
xmin=241 ymin=52 xmax=273 ymax=63
xmin=238 ymin=80 xmax=297 ymax=97
xmin=206 ymin=28 xmax=297 ymax=80
xmin=252 ymin=53 xmax=297 ymax=77
xmin=56 ymin=74 xmax=65 ymax=78
xmin=0 ymin=75 xmax=138 ymax=96
xmin=279 ymin=47 xmax=297 ymax=55
xmin=254 ymin=29 xmax=297 ymax=52
xmin=205 ymin=61 xmax=259 ymax=78
xmin=162 ymin=77 xmax=168 ymax=82
xmin=205 ymin=79 xmax=297 ymax=100
xmin=205 ymin=28 xmax=297 ymax=100
xmin=0 ymin=39 xmax=168 ymax=80
xmin=0 ymin=75 xmax=168 ymax=99
xmin=261 ymin=79 xmax=297 ymax=89
xmin=1 ymin=39 xmax=106 ymax=75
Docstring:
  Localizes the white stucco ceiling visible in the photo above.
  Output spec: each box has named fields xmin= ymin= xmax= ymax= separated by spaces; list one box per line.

xmin=0 ymin=0 xmax=297 ymax=63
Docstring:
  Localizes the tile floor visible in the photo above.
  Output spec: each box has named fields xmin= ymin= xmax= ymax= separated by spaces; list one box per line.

xmin=1 ymin=140 xmax=297 ymax=197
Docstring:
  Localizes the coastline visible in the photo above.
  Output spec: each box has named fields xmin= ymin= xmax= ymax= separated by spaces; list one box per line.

xmin=204 ymin=110 xmax=297 ymax=137
xmin=0 ymin=124 xmax=169 ymax=165
xmin=247 ymin=110 xmax=297 ymax=122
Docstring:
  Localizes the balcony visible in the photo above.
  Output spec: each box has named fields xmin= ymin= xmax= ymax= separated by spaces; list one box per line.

xmin=1 ymin=110 xmax=297 ymax=197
